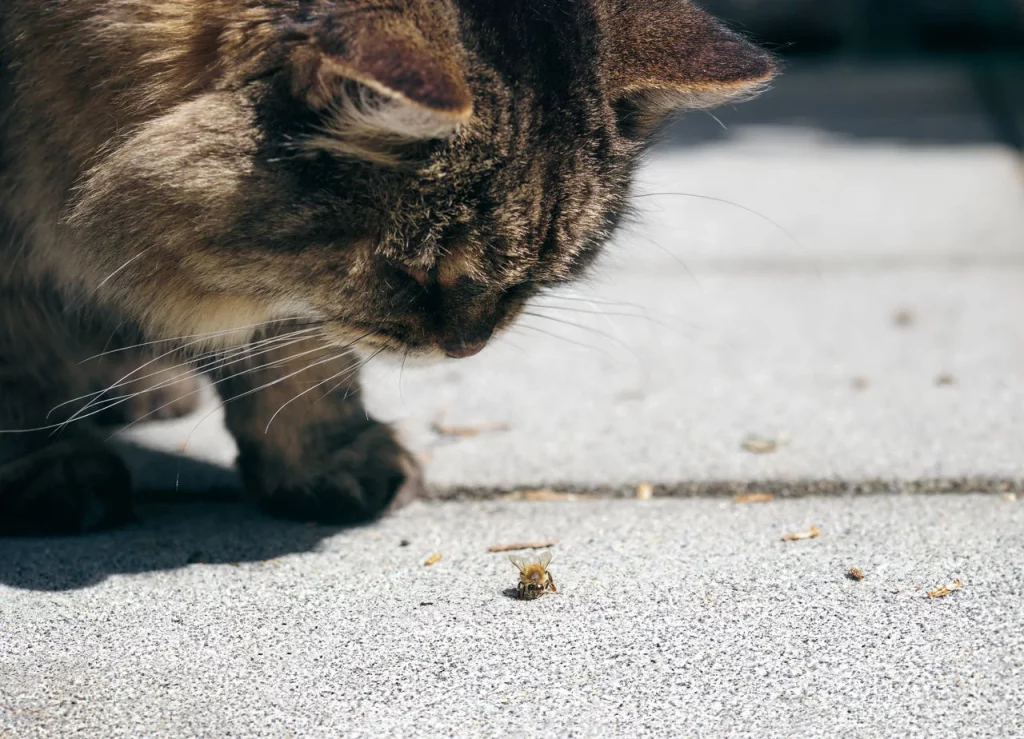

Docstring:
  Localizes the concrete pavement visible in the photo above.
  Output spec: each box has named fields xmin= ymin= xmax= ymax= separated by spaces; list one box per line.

xmin=2 ymin=60 xmax=1023 ymax=737
xmin=120 ymin=64 xmax=1024 ymax=495
xmin=3 ymin=496 xmax=1023 ymax=737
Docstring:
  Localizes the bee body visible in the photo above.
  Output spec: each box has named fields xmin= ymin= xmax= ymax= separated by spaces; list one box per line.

xmin=509 ymin=551 xmax=557 ymax=600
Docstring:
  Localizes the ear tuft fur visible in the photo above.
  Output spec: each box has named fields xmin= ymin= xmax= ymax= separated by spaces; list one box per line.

xmin=286 ymin=11 xmax=472 ymax=162
xmin=600 ymin=0 xmax=777 ymax=128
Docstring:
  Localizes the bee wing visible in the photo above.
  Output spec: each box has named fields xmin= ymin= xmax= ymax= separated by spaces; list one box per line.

xmin=536 ymin=550 xmax=553 ymax=568
xmin=508 ymin=555 xmax=528 ymax=572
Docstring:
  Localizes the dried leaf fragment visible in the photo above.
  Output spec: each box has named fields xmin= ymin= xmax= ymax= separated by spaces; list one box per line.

xmin=487 ymin=540 xmax=557 ymax=553
xmin=636 ymin=482 xmax=654 ymax=500
xmin=927 ymin=579 xmax=964 ymax=598
xmin=735 ymin=493 xmax=774 ymax=504
xmin=846 ymin=567 xmax=865 ymax=581
xmin=893 ymin=309 xmax=915 ymax=327
xmin=516 ymin=489 xmax=581 ymax=501
xmin=430 ymin=412 xmax=510 ymax=438
xmin=851 ymin=376 xmax=871 ymax=390
xmin=782 ymin=525 xmax=821 ymax=542
xmin=423 ymin=553 xmax=442 ymax=566
xmin=742 ymin=435 xmax=779 ymax=454
xmin=935 ymin=373 xmax=956 ymax=387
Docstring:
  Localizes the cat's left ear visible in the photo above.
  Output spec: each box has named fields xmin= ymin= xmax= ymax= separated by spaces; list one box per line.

xmin=600 ymin=0 xmax=777 ymax=123
xmin=286 ymin=10 xmax=473 ymax=153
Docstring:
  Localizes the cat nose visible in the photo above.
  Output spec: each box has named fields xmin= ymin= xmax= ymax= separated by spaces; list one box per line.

xmin=443 ymin=340 xmax=487 ymax=359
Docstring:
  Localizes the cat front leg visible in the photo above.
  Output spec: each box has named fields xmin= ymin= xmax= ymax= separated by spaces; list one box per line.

xmin=213 ymin=333 xmax=422 ymax=524
xmin=0 ymin=289 xmax=135 ymax=535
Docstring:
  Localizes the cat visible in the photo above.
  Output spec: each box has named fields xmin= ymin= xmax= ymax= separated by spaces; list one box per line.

xmin=0 ymin=0 xmax=775 ymax=535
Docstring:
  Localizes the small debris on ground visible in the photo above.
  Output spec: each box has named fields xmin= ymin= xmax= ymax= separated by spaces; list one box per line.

xmin=851 ymin=376 xmax=871 ymax=390
xmin=742 ymin=434 xmax=780 ymax=454
xmin=504 ymin=489 xmax=584 ymax=501
xmin=423 ymin=553 xmax=442 ymax=566
xmin=636 ymin=482 xmax=654 ymax=500
xmin=1005 ymin=493 xmax=1019 ymax=502
xmin=782 ymin=525 xmax=821 ymax=542
xmin=399 ymin=539 xmax=411 ymax=547
xmin=927 ymin=579 xmax=964 ymax=598
xmin=419 ymin=602 xmax=434 ymax=607
xmin=893 ymin=309 xmax=915 ymax=327
xmin=846 ymin=567 xmax=866 ymax=581
xmin=430 ymin=411 xmax=510 ymax=438
xmin=488 ymin=540 xmax=558 ymax=553
xmin=734 ymin=493 xmax=774 ymax=504
xmin=935 ymin=373 xmax=956 ymax=386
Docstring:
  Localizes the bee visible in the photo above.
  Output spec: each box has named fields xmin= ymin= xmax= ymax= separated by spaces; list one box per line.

xmin=509 ymin=551 xmax=557 ymax=600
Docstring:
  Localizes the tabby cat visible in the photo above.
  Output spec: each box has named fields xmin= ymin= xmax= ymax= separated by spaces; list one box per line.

xmin=0 ymin=0 xmax=775 ymax=535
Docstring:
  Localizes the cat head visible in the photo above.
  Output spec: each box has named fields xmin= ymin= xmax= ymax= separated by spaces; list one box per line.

xmin=70 ymin=0 xmax=775 ymax=359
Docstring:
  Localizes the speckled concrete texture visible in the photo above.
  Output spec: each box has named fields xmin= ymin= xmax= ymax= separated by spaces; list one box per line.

xmin=3 ymin=496 xmax=1023 ymax=738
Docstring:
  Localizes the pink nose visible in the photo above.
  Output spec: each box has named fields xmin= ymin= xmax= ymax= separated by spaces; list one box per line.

xmin=444 ymin=341 xmax=486 ymax=359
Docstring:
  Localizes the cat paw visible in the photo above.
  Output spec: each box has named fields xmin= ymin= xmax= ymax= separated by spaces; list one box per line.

xmin=0 ymin=440 xmax=134 ymax=536
xmin=238 ymin=422 xmax=424 ymax=525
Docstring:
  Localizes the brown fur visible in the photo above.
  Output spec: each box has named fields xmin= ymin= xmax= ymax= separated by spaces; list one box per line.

xmin=0 ymin=0 xmax=775 ymax=534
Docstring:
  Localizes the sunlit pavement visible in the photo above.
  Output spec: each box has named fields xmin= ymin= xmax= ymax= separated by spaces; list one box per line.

xmin=3 ymin=61 xmax=1023 ymax=737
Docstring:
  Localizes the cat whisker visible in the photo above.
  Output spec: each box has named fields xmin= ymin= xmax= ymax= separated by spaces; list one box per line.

xmin=536 ymin=290 xmax=659 ymax=314
xmin=269 ymin=346 xmax=386 ymax=431
xmin=87 ymin=247 xmax=155 ymax=298
xmin=528 ymin=302 xmax=666 ymax=325
xmin=172 ymin=332 xmax=376 ymax=463
xmin=264 ymin=353 xmax=367 ymax=433
xmin=521 ymin=311 xmax=636 ymax=356
xmin=542 ymin=279 xmax=700 ymax=335
xmin=51 ymin=329 xmax=322 ymax=426
xmin=38 ymin=333 xmax=327 ymax=436
xmin=79 ymin=318 xmax=324 ymax=361
xmin=112 ymin=337 xmax=361 ymax=441
xmin=47 ymin=330 xmax=317 ymax=420
xmin=513 ymin=321 xmax=614 ymax=358
xmin=59 ymin=325 xmax=322 ymax=425
xmin=632 ymin=191 xmax=807 ymax=253
xmin=704 ymin=110 xmax=728 ymax=131
xmin=625 ymin=229 xmax=701 ymax=287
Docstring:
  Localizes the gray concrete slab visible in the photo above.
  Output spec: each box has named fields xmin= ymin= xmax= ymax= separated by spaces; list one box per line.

xmin=3 ymin=496 xmax=1023 ymax=737
xmin=118 ymin=129 xmax=1024 ymax=494
xmin=364 ymin=267 xmax=1024 ymax=492
xmin=123 ymin=264 xmax=1024 ymax=494
xmin=115 ymin=63 xmax=1024 ymax=494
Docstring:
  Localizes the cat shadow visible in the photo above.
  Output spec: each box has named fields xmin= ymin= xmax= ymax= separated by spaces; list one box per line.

xmin=0 ymin=445 xmax=360 ymax=592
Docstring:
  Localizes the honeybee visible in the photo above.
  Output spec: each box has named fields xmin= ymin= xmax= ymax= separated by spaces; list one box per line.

xmin=509 ymin=551 xmax=557 ymax=600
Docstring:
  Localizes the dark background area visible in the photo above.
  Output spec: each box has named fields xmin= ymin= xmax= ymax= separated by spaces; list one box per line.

xmin=668 ymin=1 xmax=1024 ymax=150
xmin=702 ymin=0 xmax=1024 ymax=56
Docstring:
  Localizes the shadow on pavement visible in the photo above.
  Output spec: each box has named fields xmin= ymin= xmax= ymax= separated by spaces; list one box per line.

xmin=0 ymin=447 xmax=345 ymax=593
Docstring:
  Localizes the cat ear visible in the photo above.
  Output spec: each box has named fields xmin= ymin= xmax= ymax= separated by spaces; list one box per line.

xmin=287 ymin=14 xmax=473 ymax=152
xmin=602 ymin=0 xmax=777 ymax=122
